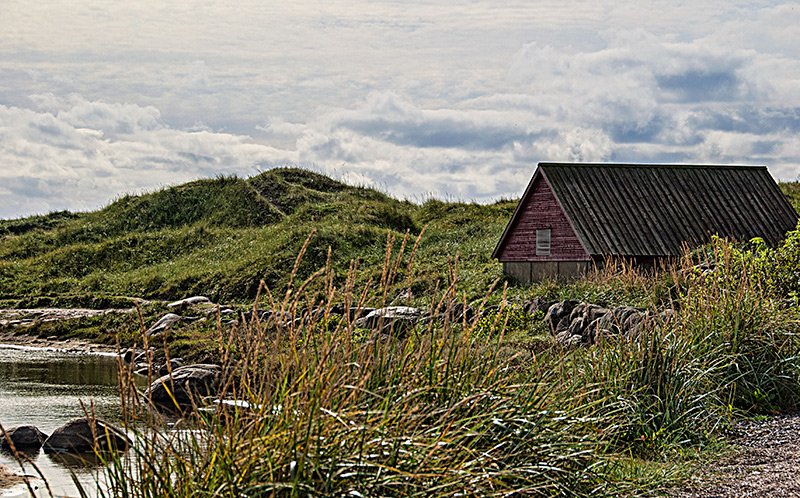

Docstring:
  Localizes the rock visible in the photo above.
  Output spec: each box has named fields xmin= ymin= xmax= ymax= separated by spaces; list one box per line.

xmin=251 ymin=310 xmax=291 ymax=326
xmin=444 ymin=302 xmax=474 ymax=324
xmin=1 ymin=425 xmax=48 ymax=450
xmin=43 ymin=418 xmax=129 ymax=454
xmin=574 ymin=304 xmax=610 ymax=344
xmin=548 ymin=303 xmax=611 ymax=346
xmin=145 ymin=313 xmax=183 ymax=337
xmin=591 ymin=306 xmax=647 ymax=342
xmin=521 ymin=297 xmax=555 ymax=318
xmin=145 ymin=364 xmax=222 ymax=409
xmin=167 ymin=296 xmax=211 ymax=309
xmin=354 ymin=307 xmax=422 ymax=334
xmin=347 ymin=307 xmax=376 ymax=322
xmin=123 ymin=348 xmax=151 ymax=364
xmin=554 ymin=329 xmax=583 ymax=347
xmin=157 ymin=358 xmax=184 ymax=376
xmin=544 ymin=300 xmax=580 ymax=335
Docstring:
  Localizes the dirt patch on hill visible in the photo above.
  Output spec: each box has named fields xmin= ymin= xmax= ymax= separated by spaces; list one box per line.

xmin=668 ymin=413 xmax=800 ymax=497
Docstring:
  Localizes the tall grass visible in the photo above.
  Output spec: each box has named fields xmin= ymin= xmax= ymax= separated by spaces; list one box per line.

xmin=573 ymin=237 xmax=800 ymax=461
xmin=65 ymin=235 xmax=800 ymax=497
xmin=96 ymin=234 xmax=627 ymax=498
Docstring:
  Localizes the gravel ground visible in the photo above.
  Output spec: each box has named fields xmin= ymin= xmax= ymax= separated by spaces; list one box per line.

xmin=667 ymin=413 xmax=800 ymax=497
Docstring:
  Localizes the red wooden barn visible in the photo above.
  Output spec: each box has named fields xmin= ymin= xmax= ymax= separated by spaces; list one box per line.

xmin=492 ymin=163 xmax=798 ymax=283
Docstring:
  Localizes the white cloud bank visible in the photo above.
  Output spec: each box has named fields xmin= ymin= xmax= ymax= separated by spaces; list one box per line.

xmin=1 ymin=1 xmax=800 ymax=218
xmin=0 ymin=96 xmax=296 ymax=217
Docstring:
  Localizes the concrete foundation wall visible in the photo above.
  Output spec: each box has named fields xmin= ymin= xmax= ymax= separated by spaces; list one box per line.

xmin=502 ymin=261 xmax=594 ymax=284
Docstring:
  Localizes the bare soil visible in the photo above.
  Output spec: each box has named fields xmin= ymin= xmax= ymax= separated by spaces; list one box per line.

xmin=667 ymin=413 xmax=800 ymax=497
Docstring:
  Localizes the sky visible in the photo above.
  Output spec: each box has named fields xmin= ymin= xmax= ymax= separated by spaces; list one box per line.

xmin=2 ymin=1 xmax=800 ymax=219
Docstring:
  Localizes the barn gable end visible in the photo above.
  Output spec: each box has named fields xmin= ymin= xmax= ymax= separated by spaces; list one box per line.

xmin=492 ymin=171 xmax=592 ymax=281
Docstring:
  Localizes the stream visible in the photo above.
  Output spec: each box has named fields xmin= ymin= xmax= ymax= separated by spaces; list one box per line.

xmin=0 ymin=344 xmax=140 ymax=497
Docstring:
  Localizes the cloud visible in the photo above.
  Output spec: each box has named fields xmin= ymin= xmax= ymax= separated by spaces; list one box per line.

xmin=3 ymin=1 xmax=800 ymax=218
xmin=0 ymin=95 xmax=297 ymax=218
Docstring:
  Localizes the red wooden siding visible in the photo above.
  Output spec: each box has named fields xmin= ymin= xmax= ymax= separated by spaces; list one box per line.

xmin=497 ymin=175 xmax=590 ymax=262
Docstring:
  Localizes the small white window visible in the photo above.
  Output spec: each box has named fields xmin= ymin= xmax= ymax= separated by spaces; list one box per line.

xmin=536 ymin=229 xmax=551 ymax=255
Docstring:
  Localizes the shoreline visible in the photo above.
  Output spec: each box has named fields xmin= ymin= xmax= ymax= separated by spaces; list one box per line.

xmin=0 ymin=308 xmax=134 ymax=356
xmin=0 ymin=331 xmax=122 ymax=356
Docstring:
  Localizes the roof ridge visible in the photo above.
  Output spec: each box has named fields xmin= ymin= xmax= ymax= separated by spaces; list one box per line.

xmin=539 ymin=162 xmax=766 ymax=169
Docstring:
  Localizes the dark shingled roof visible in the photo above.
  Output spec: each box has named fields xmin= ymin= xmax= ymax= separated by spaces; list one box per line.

xmin=495 ymin=163 xmax=798 ymax=258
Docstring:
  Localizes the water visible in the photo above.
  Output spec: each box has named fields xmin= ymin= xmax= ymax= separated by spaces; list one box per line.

xmin=0 ymin=345 xmax=136 ymax=497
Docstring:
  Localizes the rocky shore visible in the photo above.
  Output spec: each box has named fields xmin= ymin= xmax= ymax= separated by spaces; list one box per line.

xmin=0 ymin=308 xmax=133 ymax=328
xmin=0 ymin=331 xmax=121 ymax=355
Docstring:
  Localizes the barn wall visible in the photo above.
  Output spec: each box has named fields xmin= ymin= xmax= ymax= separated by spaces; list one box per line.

xmin=497 ymin=175 xmax=589 ymax=262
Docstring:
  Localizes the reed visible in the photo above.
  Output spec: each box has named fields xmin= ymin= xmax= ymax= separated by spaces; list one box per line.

xmin=92 ymin=233 xmax=627 ymax=497
xmin=60 ymin=234 xmax=800 ymax=497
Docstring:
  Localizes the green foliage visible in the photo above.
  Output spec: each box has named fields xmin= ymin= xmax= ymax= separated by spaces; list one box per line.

xmin=96 ymin=175 xmax=285 ymax=232
xmin=757 ymin=225 xmax=800 ymax=301
xmin=779 ymin=181 xmax=800 ymax=213
xmin=472 ymin=304 xmax=537 ymax=337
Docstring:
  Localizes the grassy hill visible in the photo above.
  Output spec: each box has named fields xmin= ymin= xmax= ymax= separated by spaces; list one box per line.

xmin=0 ymin=168 xmax=517 ymax=307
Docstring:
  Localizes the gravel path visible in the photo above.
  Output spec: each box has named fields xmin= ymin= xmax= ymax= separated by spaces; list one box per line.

xmin=668 ymin=413 xmax=800 ymax=497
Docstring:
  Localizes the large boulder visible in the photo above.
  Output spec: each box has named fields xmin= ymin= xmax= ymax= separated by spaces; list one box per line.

xmin=521 ymin=298 xmax=555 ymax=319
xmin=354 ymin=307 xmax=422 ymax=334
xmin=145 ymin=364 xmax=222 ymax=409
xmin=589 ymin=306 xmax=648 ymax=343
xmin=43 ymin=418 xmax=129 ymax=454
xmin=167 ymin=296 xmax=211 ymax=310
xmin=145 ymin=313 xmax=183 ymax=337
xmin=1 ymin=425 xmax=48 ymax=450
xmin=544 ymin=300 xmax=580 ymax=335
xmin=570 ymin=304 xmax=610 ymax=343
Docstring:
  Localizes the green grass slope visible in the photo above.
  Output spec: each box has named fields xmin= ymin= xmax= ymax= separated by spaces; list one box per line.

xmin=0 ymin=168 xmax=513 ymax=305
